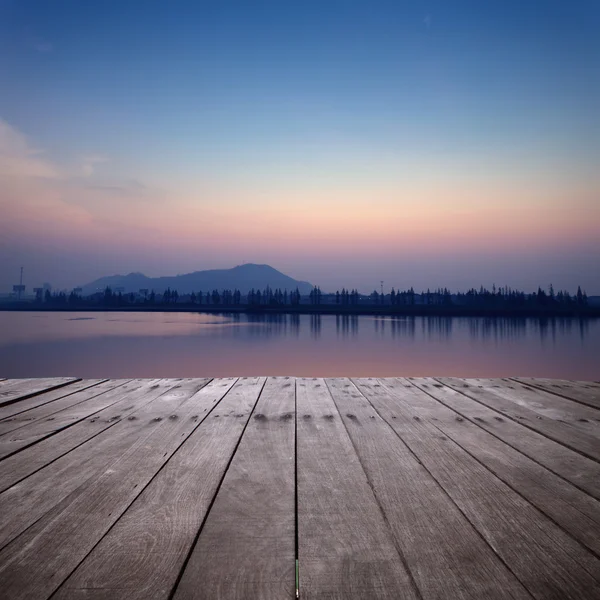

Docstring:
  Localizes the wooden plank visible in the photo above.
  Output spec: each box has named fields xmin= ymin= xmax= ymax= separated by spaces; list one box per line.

xmin=389 ymin=378 xmax=600 ymax=557
xmin=0 ymin=378 xmax=235 ymax=600
xmin=0 ymin=380 xmax=132 ymax=459
xmin=467 ymin=378 xmax=600 ymax=437
xmin=354 ymin=378 xmax=600 ymax=600
xmin=0 ymin=378 xmax=167 ymax=493
xmin=438 ymin=377 xmax=600 ymax=463
xmin=297 ymin=378 xmax=419 ymax=599
xmin=326 ymin=378 xmax=529 ymax=600
xmin=173 ymin=376 xmax=296 ymax=600
xmin=0 ymin=380 xmax=97 ymax=422
xmin=0 ymin=377 xmax=79 ymax=408
xmin=0 ymin=379 xmax=111 ymax=436
xmin=0 ymin=378 xmax=35 ymax=388
xmin=54 ymin=377 xmax=266 ymax=600
xmin=513 ymin=378 xmax=600 ymax=411
xmin=0 ymin=379 xmax=211 ymax=551
xmin=407 ymin=378 xmax=600 ymax=502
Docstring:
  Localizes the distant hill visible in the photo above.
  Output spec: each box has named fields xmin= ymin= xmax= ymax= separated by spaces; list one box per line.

xmin=81 ymin=264 xmax=314 ymax=295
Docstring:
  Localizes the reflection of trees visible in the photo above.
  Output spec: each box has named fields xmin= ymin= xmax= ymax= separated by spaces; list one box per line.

xmin=310 ymin=314 xmax=321 ymax=338
xmin=389 ymin=317 xmax=415 ymax=339
xmin=466 ymin=317 xmax=590 ymax=343
xmin=289 ymin=314 xmax=300 ymax=337
xmin=234 ymin=313 xmax=290 ymax=339
xmin=468 ymin=317 xmax=527 ymax=342
xmin=425 ymin=317 xmax=453 ymax=340
xmin=223 ymin=312 xmax=592 ymax=345
xmin=336 ymin=315 xmax=359 ymax=337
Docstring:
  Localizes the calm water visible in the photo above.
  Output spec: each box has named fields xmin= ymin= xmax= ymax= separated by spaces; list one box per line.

xmin=0 ymin=311 xmax=599 ymax=380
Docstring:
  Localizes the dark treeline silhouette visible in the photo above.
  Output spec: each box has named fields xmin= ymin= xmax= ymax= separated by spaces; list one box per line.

xmin=22 ymin=283 xmax=596 ymax=316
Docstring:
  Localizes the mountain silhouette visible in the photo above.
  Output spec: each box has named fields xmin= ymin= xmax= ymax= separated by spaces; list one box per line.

xmin=80 ymin=264 xmax=313 ymax=295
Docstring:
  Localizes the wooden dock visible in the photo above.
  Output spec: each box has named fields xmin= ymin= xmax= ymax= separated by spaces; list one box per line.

xmin=0 ymin=376 xmax=599 ymax=599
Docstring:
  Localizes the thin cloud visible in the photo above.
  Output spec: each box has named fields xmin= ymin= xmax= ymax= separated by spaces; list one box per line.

xmin=81 ymin=154 xmax=109 ymax=177
xmin=0 ymin=119 xmax=61 ymax=179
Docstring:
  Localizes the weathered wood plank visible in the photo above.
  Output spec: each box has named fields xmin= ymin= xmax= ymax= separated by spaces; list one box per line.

xmin=0 ymin=378 xmax=234 ymax=600
xmin=326 ymin=378 xmax=529 ymax=600
xmin=389 ymin=378 xmax=600 ymax=557
xmin=408 ymin=378 xmax=600 ymax=501
xmin=439 ymin=377 xmax=600 ymax=462
xmin=513 ymin=378 xmax=600 ymax=411
xmin=54 ymin=377 xmax=265 ymax=600
xmin=0 ymin=379 xmax=112 ymax=436
xmin=467 ymin=378 xmax=600 ymax=437
xmin=355 ymin=378 xmax=600 ymax=600
xmin=0 ymin=378 xmax=35 ymax=388
xmin=0 ymin=380 xmax=132 ymax=459
xmin=173 ymin=376 xmax=296 ymax=600
xmin=297 ymin=378 xmax=419 ymax=599
xmin=0 ymin=380 xmax=98 ymax=422
xmin=0 ymin=377 xmax=79 ymax=409
xmin=0 ymin=379 xmax=168 ymax=492
xmin=0 ymin=379 xmax=211 ymax=551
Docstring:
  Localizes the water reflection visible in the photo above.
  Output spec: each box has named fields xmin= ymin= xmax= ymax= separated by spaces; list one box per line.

xmin=336 ymin=315 xmax=359 ymax=337
xmin=310 ymin=314 xmax=321 ymax=338
xmin=0 ymin=312 xmax=598 ymax=379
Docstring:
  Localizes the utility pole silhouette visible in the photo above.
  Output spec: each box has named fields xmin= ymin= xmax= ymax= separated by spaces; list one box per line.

xmin=13 ymin=267 xmax=25 ymax=301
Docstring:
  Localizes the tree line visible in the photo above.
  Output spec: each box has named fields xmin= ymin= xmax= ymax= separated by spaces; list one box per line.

xmin=36 ymin=283 xmax=590 ymax=310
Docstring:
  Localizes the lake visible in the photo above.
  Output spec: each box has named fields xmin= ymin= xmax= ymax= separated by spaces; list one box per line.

xmin=0 ymin=311 xmax=598 ymax=380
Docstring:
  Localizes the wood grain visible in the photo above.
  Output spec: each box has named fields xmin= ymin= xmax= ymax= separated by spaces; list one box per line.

xmin=512 ymin=378 xmax=600 ymax=411
xmin=0 ymin=378 xmax=232 ymax=600
xmin=391 ymin=378 xmax=600 ymax=557
xmin=0 ymin=379 xmax=131 ymax=459
xmin=465 ymin=378 xmax=600 ymax=437
xmin=327 ymin=377 xmax=529 ymax=600
xmin=355 ymin=378 xmax=600 ymax=600
xmin=173 ymin=376 xmax=296 ymax=600
xmin=0 ymin=379 xmax=111 ymax=435
xmin=0 ymin=379 xmax=211 ymax=552
xmin=297 ymin=378 xmax=418 ymax=599
xmin=0 ymin=376 xmax=599 ymax=600
xmin=0 ymin=378 xmax=168 ymax=493
xmin=0 ymin=378 xmax=79 ymax=410
xmin=54 ymin=377 xmax=265 ymax=600
xmin=439 ymin=377 xmax=600 ymax=462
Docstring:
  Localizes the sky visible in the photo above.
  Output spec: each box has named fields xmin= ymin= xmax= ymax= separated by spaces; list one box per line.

xmin=1 ymin=0 xmax=599 ymax=294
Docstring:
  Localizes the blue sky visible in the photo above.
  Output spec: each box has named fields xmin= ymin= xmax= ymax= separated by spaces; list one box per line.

xmin=0 ymin=0 xmax=598 ymax=292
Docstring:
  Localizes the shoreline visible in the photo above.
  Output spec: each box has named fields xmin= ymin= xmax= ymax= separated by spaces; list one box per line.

xmin=1 ymin=304 xmax=599 ymax=318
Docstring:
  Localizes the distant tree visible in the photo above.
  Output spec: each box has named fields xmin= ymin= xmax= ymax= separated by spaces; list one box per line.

xmin=44 ymin=289 xmax=52 ymax=303
xmin=190 ymin=292 xmax=197 ymax=305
